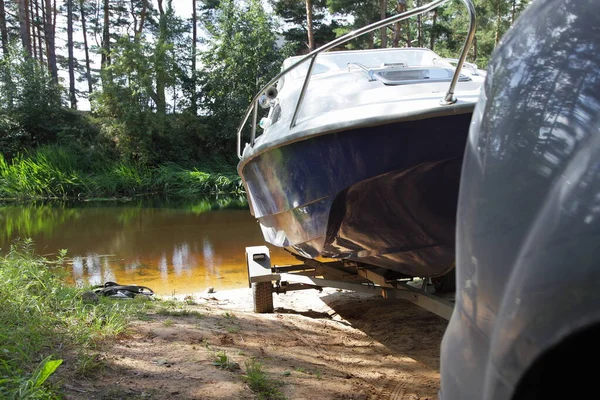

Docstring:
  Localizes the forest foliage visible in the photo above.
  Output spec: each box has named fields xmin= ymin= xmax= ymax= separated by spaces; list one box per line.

xmin=0 ymin=0 xmax=531 ymax=177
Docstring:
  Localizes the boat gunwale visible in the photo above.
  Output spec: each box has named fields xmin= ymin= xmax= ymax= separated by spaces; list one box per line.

xmin=237 ymin=101 xmax=476 ymax=175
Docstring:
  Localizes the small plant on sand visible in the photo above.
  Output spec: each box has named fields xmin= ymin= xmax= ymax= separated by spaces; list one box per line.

xmin=163 ymin=318 xmax=174 ymax=327
xmin=74 ymin=353 xmax=105 ymax=377
xmin=157 ymin=307 xmax=203 ymax=318
xmin=243 ymin=359 xmax=286 ymax=400
xmin=212 ymin=351 xmax=240 ymax=371
xmin=226 ymin=325 xmax=240 ymax=333
xmin=223 ymin=311 xmax=236 ymax=320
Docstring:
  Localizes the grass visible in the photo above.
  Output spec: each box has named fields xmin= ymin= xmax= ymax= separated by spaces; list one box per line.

xmin=243 ymin=359 xmax=286 ymax=400
xmin=0 ymin=145 xmax=244 ymax=200
xmin=212 ymin=351 xmax=240 ymax=371
xmin=156 ymin=307 xmax=204 ymax=318
xmin=0 ymin=240 xmax=151 ymax=399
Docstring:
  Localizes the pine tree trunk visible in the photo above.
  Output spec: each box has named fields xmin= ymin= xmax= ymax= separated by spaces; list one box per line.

xmin=191 ymin=0 xmax=197 ymax=115
xmin=29 ymin=0 xmax=37 ymax=60
xmin=18 ymin=0 xmax=32 ymax=56
xmin=79 ymin=0 xmax=93 ymax=93
xmin=392 ymin=0 xmax=406 ymax=47
xmin=102 ymin=0 xmax=110 ymax=67
xmin=137 ymin=0 xmax=147 ymax=36
xmin=495 ymin=2 xmax=501 ymax=45
xmin=511 ymin=0 xmax=516 ymax=23
xmin=155 ymin=0 xmax=166 ymax=115
xmin=416 ymin=0 xmax=422 ymax=47
xmin=67 ymin=0 xmax=76 ymax=108
xmin=0 ymin=0 xmax=13 ymax=107
xmin=44 ymin=0 xmax=57 ymax=81
xmin=380 ymin=0 xmax=387 ymax=48
xmin=429 ymin=9 xmax=437 ymax=50
xmin=305 ymin=0 xmax=314 ymax=51
xmin=35 ymin=0 xmax=44 ymax=62
xmin=0 ymin=0 xmax=8 ymax=56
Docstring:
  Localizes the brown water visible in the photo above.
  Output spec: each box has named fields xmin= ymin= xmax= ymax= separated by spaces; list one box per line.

xmin=0 ymin=197 xmax=298 ymax=295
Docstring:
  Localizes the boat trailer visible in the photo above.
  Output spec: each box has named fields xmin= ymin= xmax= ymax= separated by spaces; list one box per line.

xmin=246 ymin=246 xmax=455 ymax=320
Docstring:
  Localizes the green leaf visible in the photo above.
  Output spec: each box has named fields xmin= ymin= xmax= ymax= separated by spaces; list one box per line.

xmin=33 ymin=357 xmax=63 ymax=387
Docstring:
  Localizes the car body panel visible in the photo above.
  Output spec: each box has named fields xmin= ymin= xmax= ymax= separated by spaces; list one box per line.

xmin=440 ymin=0 xmax=600 ymax=398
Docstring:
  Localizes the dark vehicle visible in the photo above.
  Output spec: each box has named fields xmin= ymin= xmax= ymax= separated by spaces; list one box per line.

xmin=440 ymin=0 xmax=600 ymax=399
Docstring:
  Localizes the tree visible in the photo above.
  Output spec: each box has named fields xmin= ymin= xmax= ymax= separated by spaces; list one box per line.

xmin=79 ymin=0 xmax=93 ymax=93
xmin=102 ymin=0 xmax=110 ymax=67
xmin=327 ymin=0 xmax=380 ymax=49
xmin=305 ymin=0 xmax=314 ymax=50
xmin=44 ymin=0 xmax=57 ymax=81
xmin=190 ymin=0 xmax=197 ymax=115
xmin=67 ymin=0 xmax=76 ymax=108
xmin=380 ymin=0 xmax=387 ymax=47
xmin=271 ymin=0 xmax=338 ymax=54
xmin=18 ymin=0 xmax=32 ymax=56
xmin=200 ymin=0 xmax=282 ymax=150
xmin=0 ymin=0 xmax=8 ymax=56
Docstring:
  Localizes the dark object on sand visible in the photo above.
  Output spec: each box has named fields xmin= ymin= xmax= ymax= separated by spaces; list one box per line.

xmin=93 ymin=281 xmax=155 ymax=299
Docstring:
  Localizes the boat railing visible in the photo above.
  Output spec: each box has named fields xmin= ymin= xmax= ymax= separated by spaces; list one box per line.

xmin=237 ymin=0 xmax=476 ymax=159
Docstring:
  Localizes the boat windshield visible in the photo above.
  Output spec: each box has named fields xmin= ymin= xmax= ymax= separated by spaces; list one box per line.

xmin=281 ymin=48 xmax=446 ymax=80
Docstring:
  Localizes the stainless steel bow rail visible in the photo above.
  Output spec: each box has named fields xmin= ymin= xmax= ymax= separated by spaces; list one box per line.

xmin=236 ymin=0 xmax=477 ymax=159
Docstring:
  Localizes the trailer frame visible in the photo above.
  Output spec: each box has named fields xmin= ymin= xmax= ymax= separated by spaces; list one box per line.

xmin=246 ymin=245 xmax=455 ymax=320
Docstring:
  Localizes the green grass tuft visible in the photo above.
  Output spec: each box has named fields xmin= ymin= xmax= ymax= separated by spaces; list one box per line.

xmin=243 ymin=359 xmax=286 ymax=400
xmin=0 ymin=240 xmax=150 ymax=398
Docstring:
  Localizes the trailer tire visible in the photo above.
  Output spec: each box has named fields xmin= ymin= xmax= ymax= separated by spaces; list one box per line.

xmin=252 ymin=282 xmax=274 ymax=313
xmin=432 ymin=268 xmax=456 ymax=293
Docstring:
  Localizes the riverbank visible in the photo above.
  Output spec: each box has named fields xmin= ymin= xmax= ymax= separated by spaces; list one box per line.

xmin=0 ymin=146 xmax=243 ymax=200
xmin=0 ymin=245 xmax=447 ymax=399
xmin=57 ymin=287 xmax=447 ymax=400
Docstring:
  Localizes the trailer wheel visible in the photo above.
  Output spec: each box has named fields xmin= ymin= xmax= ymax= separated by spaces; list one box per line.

xmin=432 ymin=268 xmax=456 ymax=293
xmin=252 ymin=281 xmax=274 ymax=313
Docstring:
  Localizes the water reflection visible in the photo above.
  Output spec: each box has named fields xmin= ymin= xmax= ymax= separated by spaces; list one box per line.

xmin=0 ymin=197 xmax=298 ymax=295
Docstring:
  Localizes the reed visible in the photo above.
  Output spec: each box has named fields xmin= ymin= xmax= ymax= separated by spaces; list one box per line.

xmin=0 ymin=146 xmax=244 ymax=200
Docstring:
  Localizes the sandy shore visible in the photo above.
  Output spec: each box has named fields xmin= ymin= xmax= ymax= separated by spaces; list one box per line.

xmin=59 ymin=287 xmax=448 ymax=399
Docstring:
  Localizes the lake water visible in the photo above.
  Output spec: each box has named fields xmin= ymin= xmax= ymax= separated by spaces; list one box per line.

xmin=0 ymin=197 xmax=298 ymax=295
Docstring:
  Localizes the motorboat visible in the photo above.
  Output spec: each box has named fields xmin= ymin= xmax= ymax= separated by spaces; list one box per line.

xmin=236 ymin=0 xmax=483 ymax=288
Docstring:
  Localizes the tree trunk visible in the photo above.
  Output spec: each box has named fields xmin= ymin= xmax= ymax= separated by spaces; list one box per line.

xmin=416 ymin=0 xmax=422 ymax=47
xmin=305 ymin=0 xmax=314 ymax=51
xmin=137 ymin=0 xmax=147 ymax=37
xmin=29 ymin=0 xmax=37 ymax=60
xmin=35 ymin=0 xmax=44 ymax=62
xmin=392 ymin=0 xmax=407 ymax=47
xmin=380 ymin=0 xmax=387 ymax=48
xmin=429 ymin=8 xmax=437 ymax=50
xmin=44 ymin=0 xmax=57 ymax=81
xmin=0 ymin=0 xmax=9 ymax=56
xmin=18 ymin=0 xmax=32 ymax=56
xmin=155 ymin=0 xmax=166 ymax=115
xmin=191 ymin=0 xmax=197 ymax=115
xmin=511 ymin=0 xmax=516 ymax=23
xmin=67 ymin=0 xmax=76 ymax=108
xmin=0 ymin=0 xmax=13 ymax=106
xmin=79 ymin=0 xmax=93 ymax=93
xmin=102 ymin=0 xmax=110 ymax=67
xmin=494 ymin=2 xmax=501 ymax=45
